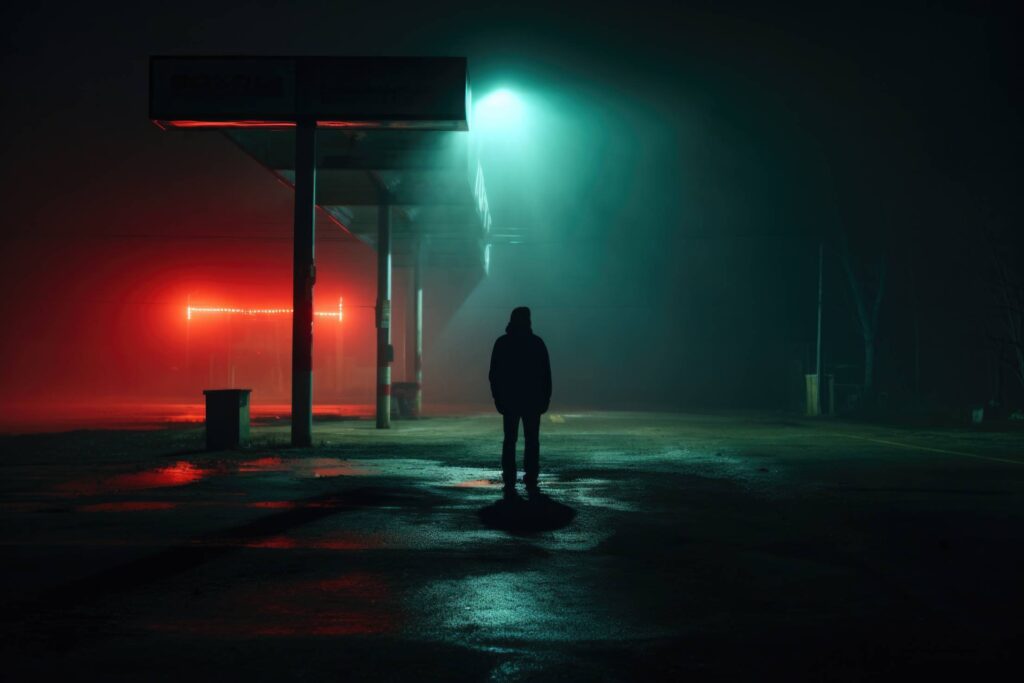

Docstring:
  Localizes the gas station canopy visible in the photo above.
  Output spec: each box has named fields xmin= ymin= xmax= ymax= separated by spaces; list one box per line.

xmin=151 ymin=55 xmax=493 ymax=443
xmin=151 ymin=56 xmax=470 ymax=130
xmin=151 ymin=56 xmax=491 ymax=272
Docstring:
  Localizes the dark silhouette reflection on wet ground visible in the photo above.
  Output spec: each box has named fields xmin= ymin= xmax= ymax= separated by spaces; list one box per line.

xmin=478 ymin=489 xmax=576 ymax=534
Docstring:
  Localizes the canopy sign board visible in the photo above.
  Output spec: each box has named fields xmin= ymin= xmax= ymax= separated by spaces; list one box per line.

xmin=150 ymin=56 xmax=469 ymax=130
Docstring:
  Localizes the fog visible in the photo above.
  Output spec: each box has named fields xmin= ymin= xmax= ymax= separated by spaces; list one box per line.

xmin=1 ymin=2 xmax=1021 ymax=426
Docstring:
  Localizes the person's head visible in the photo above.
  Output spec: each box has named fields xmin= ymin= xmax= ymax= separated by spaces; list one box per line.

xmin=506 ymin=306 xmax=532 ymax=334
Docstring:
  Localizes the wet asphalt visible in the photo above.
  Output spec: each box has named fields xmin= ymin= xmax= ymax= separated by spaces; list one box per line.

xmin=1 ymin=412 xmax=1023 ymax=681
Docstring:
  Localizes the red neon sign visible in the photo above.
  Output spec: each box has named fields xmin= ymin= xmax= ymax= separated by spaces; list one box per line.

xmin=187 ymin=297 xmax=343 ymax=321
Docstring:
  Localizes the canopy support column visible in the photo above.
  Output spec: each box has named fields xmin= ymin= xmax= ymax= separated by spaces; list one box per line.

xmin=409 ymin=242 xmax=423 ymax=417
xmin=376 ymin=200 xmax=392 ymax=428
xmin=291 ymin=120 xmax=317 ymax=447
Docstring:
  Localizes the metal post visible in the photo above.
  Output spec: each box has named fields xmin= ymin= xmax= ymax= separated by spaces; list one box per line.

xmin=185 ymin=293 xmax=190 ymax=387
xmin=410 ymin=242 xmax=423 ymax=417
xmin=376 ymin=200 xmax=392 ymax=428
xmin=815 ymin=241 xmax=824 ymax=416
xmin=227 ymin=314 xmax=235 ymax=387
xmin=342 ymin=294 xmax=350 ymax=401
xmin=291 ymin=120 xmax=317 ymax=446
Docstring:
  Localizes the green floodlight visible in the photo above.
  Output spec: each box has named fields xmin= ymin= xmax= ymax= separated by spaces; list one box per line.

xmin=474 ymin=88 xmax=524 ymax=131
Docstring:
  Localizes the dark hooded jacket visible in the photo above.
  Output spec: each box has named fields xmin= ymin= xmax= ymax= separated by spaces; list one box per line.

xmin=489 ymin=307 xmax=552 ymax=415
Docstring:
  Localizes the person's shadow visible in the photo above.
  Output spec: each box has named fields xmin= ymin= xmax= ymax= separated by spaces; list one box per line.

xmin=477 ymin=488 xmax=576 ymax=534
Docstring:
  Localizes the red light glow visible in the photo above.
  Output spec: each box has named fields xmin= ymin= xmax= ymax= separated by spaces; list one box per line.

xmin=159 ymin=120 xmax=296 ymax=129
xmin=155 ymin=120 xmax=384 ymax=130
xmin=187 ymin=297 xmax=342 ymax=321
xmin=316 ymin=121 xmax=384 ymax=128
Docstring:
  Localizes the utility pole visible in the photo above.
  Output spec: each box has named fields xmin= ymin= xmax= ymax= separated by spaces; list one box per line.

xmin=815 ymin=241 xmax=824 ymax=415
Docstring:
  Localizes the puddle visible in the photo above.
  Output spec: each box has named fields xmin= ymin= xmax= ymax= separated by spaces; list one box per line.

xmin=55 ymin=456 xmax=374 ymax=497
xmin=56 ymin=461 xmax=212 ymax=496
xmin=238 ymin=456 xmax=374 ymax=479
xmin=451 ymin=479 xmax=500 ymax=488
xmin=310 ymin=458 xmax=374 ymax=478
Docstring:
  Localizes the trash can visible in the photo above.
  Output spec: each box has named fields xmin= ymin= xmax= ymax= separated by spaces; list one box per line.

xmin=391 ymin=382 xmax=420 ymax=419
xmin=203 ymin=389 xmax=251 ymax=450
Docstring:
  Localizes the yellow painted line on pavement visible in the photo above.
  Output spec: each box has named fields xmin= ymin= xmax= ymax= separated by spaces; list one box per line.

xmin=829 ymin=432 xmax=1024 ymax=466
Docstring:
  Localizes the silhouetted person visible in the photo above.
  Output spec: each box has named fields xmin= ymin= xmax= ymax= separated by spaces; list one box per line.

xmin=489 ymin=307 xmax=551 ymax=492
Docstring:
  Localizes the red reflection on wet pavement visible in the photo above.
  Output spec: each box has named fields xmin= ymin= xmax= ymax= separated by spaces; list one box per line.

xmin=144 ymin=572 xmax=395 ymax=637
xmin=78 ymin=501 xmax=177 ymax=512
xmin=57 ymin=461 xmax=211 ymax=495
xmin=308 ymin=458 xmax=374 ymax=478
xmin=452 ymin=479 xmax=498 ymax=488
xmin=242 ymin=533 xmax=382 ymax=551
xmin=311 ymin=537 xmax=379 ymax=551
xmin=236 ymin=456 xmax=374 ymax=478
xmin=237 ymin=456 xmax=285 ymax=473
xmin=53 ymin=455 xmax=374 ymax=498
xmin=246 ymin=500 xmax=296 ymax=509
xmin=246 ymin=536 xmax=298 ymax=549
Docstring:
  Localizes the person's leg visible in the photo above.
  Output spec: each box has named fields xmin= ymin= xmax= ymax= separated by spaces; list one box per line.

xmin=502 ymin=413 xmax=520 ymax=488
xmin=522 ymin=413 xmax=541 ymax=487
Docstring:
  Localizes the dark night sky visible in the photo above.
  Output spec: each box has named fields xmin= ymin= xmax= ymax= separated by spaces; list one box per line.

xmin=0 ymin=1 xmax=1021 ymax=418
